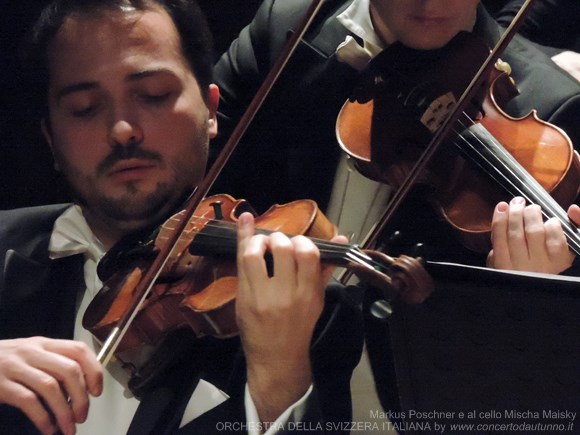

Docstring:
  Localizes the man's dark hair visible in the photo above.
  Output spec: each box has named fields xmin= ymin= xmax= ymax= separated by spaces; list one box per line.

xmin=20 ymin=0 xmax=214 ymax=117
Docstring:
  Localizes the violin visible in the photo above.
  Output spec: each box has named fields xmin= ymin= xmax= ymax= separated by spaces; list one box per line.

xmin=336 ymin=30 xmax=580 ymax=254
xmin=81 ymin=194 xmax=432 ymax=393
xmin=83 ymin=194 xmax=432 ymax=353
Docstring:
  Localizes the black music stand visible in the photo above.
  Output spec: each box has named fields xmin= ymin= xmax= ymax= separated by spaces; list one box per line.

xmin=364 ymin=262 xmax=580 ymax=434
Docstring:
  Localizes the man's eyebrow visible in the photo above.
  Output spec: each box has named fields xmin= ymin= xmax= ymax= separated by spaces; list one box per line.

xmin=127 ymin=68 xmax=178 ymax=81
xmin=56 ymin=82 xmax=98 ymax=102
xmin=55 ymin=69 xmax=178 ymax=101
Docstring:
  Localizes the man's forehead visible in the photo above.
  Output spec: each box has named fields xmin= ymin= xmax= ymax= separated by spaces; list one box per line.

xmin=45 ymin=5 xmax=193 ymax=95
xmin=47 ymin=5 xmax=182 ymax=65
xmin=52 ymin=3 xmax=176 ymax=45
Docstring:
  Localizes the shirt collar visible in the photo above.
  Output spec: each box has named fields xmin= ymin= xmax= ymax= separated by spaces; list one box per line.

xmin=336 ymin=0 xmax=385 ymax=70
xmin=49 ymin=205 xmax=105 ymax=262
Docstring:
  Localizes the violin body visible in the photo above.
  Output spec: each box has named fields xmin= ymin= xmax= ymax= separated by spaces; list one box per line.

xmin=440 ymin=72 xmax=580 ymax=251
xmin=83 ymin=194 xmax=339 ymax=352
xmin=336 ymin=31 xmax=580 ymax=253
xmin=84 ymin=192 xmax=433 ymax=360
xmin=336 ymin=32 xmax=490 ymax=186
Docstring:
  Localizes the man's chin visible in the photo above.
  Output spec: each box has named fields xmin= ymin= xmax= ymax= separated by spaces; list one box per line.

xmin=400 ymin=30 xmax=461 ymax=51
xmin=94 ymin=194 xmax=177 ymax=228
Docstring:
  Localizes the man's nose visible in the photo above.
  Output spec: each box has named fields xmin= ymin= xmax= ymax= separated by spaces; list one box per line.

xmin=108 ymin=119 xmax=144 ymax=147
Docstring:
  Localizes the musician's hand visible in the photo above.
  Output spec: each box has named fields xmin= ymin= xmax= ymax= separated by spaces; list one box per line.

xmin=568 ymin=203 xmax=580 ymax=227
xmin=0 ymin=337 xmax=103 ymax=435
xmin=487 ymin=196 xmax=575 ymax=274
xmin=236 ymin=212 xmax=345 ymax=423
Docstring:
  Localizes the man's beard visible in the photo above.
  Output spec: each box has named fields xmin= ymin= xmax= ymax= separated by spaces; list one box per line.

xmin=52 ymin=119 xmax=209 ymax=230
xmin=64 ymin=145 xmax=205 ymax=230
xmin=67 ymin=167 xmax=194 ymax=235
xmin=91 ymin=178 xmax=183 ymax=222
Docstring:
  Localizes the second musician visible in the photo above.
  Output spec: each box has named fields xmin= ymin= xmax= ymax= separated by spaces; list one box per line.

xmin=212 ymin=0 xmax=580 ymax=275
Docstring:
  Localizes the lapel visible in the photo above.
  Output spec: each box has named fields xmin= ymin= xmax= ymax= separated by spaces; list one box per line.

xmin=473 ymin=4 xmax=503 ymax=50
xmin=286 ymin=0 xmax=358 ymax=87
xmin=300 ymin=0 xmax=352 ymax=58
xmin=1 ymin=247 xmax=83 ymax=339
xmin=128 ymin=336 xmax=244 ymax=435
xmin=127 ymin=372 xmax=202 ymax=435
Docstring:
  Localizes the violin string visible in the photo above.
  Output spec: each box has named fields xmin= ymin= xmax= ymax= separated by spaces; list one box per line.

xmin=190 ymin=218 xmax=392 ymax=272
xmin=455 ymin=113 xmax=569 ymax=222
xmin=448 ymin=111 xmax=580 ymax=254
xmin=169 ymin=215 xmax=395 ymax=302
xmin=161 ymin=215 xmax=383 ymax=265
xmin=462 ymin=126 xmax=580 ymax=254
xmin=452 ymin=113 xmax=557 ymax=211
xmin=453 ymin=117 xmax=526 ymax=192
xmin=345 ymin=250 xmax=385 ymax=272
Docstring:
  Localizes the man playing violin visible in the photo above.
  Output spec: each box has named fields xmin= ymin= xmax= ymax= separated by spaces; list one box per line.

xmin=0 ymin=0 xmax=363 ymax=434
xmin=211 ymin=0 xmax=580 ymax=276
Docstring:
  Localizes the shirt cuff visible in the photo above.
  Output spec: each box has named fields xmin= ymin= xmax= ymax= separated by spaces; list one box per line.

xmin=244 ymin=383 xmax=313 ymax=434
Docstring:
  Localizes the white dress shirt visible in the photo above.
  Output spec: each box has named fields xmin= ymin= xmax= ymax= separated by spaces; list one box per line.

xmin=328 ymin=0 xmax=393 ymax=247
xmin=48 ymin=205 xmax=309 ymax=434
xmin=336 ymin=0 xmax=384 ymax=71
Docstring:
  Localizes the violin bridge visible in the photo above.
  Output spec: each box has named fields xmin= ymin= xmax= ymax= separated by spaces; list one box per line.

xmin=420 ymin=92 xmax=456 ymax=133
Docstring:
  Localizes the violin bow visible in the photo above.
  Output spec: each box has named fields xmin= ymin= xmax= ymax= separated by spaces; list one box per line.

xmin=97 ymin=0 xmax=328 ymax=366
xmin=340 ymin=0 xmax=537 ymax=284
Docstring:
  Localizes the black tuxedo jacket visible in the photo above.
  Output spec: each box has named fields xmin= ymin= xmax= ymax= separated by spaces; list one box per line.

xmin=211 ymin=0 xmax=580 ymax=266
xmin=0 ymin=205 xmax=363 ymax=434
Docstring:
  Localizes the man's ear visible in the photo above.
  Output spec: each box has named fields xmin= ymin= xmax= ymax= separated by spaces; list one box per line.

xmin=41 ymin=118 xmax=60 ymax=171
xmin=207 ymin=84 xmax=219 ymax=139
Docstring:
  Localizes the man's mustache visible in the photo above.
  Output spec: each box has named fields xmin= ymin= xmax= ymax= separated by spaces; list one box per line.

xmin=97 ymin=144 xmax=163 ymax=176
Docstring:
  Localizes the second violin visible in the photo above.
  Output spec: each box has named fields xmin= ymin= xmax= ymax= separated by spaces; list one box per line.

xmin=336 ymin=30 xmax=580 ymax=254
